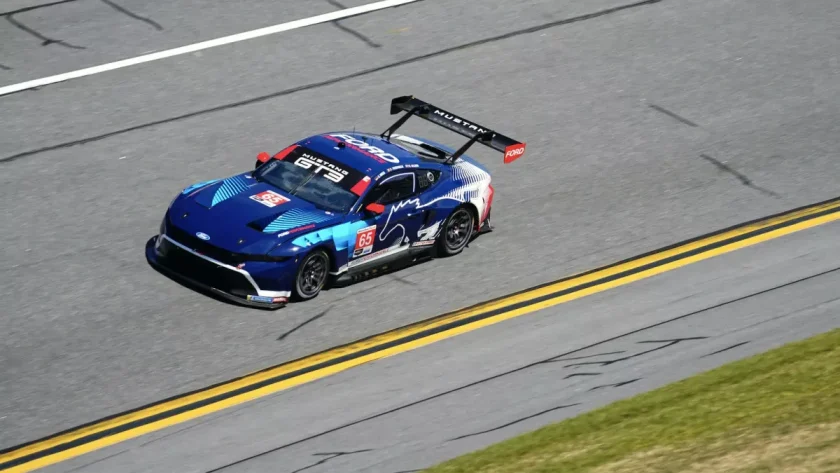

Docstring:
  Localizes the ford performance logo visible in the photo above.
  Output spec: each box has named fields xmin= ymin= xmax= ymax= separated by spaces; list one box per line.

xmin=196 ymin=232 xmax=210 ymax=241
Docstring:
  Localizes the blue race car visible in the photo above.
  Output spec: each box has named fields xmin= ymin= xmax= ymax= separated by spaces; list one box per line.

xmin=146 ymin=96 xmax=526 ymax=308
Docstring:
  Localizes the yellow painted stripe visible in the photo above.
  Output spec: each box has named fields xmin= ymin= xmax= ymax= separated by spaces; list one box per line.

xmin=3 ymin=199 xmax=840 ymax=473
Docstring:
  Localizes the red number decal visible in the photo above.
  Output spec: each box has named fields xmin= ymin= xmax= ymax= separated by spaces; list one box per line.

xmin=249 ymin=190 xmax=290 ymax=207
xmin=354 ymin=225 xmax=376 ymax=256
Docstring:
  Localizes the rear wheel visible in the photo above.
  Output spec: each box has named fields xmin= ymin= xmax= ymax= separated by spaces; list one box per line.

xmin=293 ymin=249 xmax=329 ymax=301
xmin=436 ymin=206 xmax=474 ymax=257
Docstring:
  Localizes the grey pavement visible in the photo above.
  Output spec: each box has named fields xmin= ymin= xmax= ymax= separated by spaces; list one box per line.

xmin=2 ymin=0 xmax=840 ymax=457
xmin=37 ymin=213 xmax=840 ymax=473
xmin=0 ymin=0 xmax=375 ymax=84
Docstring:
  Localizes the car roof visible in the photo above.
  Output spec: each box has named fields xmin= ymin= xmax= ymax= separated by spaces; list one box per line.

xmin=293 ymin=132 xmax=441 ymax=177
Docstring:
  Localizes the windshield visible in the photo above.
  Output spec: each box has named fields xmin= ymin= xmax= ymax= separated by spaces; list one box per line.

xmin=254 ymin=146 xmax=367 ymax=213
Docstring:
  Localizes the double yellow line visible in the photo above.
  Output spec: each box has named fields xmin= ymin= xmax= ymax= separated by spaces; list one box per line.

xmin=3 ymin=197 xmax=840 ymax=472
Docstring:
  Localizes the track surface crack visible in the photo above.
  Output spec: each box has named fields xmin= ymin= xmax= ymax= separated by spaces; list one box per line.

xmin=327 ymin=0 xmax=381 ymax=48
xmin=100 ymin=0 xmax=163 ymax=30
xmin=6 ymin=14 xmax=85 ymax=49
xmin=1 ymin=0 xmax=664 ymax=163
xmin=700 ymin=154 xmax=781 ymax=198
xmin=199 ymin=266 xmax=840 ymax=473
xmin=448 ymin=403 xmax=581 ymax=441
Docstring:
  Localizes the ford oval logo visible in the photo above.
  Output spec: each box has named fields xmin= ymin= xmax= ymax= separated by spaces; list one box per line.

xmin=196 ymin=232 xmax=210 ymax=241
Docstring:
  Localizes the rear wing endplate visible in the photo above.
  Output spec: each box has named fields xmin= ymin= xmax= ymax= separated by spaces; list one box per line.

xmin=380 ymin=95 xmax=526 ymax=164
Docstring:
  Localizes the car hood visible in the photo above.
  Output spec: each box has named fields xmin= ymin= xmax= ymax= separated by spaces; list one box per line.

xmin=168 ymin=173 xmax=345 ymax=254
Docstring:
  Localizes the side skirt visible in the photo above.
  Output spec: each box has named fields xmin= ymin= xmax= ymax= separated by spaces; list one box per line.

xmin=332 ymin=245 xmax=435 ymax=286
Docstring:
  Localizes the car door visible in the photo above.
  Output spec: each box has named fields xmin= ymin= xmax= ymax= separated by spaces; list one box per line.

xmin=347 ymin=172 xmax=426 ymax=270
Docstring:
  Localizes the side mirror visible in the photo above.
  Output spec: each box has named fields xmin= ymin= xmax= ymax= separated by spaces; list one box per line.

xmin=255 ymin=152 xmax=271 ymax=169
xmin=365 ymin=203 xmax=385 ymax=215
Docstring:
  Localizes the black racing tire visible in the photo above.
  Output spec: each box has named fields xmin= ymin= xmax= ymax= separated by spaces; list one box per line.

xmin=292 ymin=249 xmax=330 ymax=301
xmin=435 ymin=206 xmax=475 ymax=257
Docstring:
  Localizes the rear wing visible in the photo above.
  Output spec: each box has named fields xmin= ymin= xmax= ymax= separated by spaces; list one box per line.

xmin=380 ymin=95 xmax=526 ymax=164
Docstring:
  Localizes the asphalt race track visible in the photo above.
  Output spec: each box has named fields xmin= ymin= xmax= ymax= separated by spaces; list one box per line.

xmin=2 ymin=0 xmax=839 ymax=471
xmin=30 ymin=218 xmax=840 ymax=473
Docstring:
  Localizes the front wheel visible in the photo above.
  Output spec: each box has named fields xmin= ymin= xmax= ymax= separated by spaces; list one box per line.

xmin=293 ymin=250 xmax=330 ymax=301
xmin=436 ymin=206 xmax=474 ymax=257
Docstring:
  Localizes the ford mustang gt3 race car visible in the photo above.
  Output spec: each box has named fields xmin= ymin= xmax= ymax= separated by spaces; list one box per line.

xmin=146 ymin=96 xmax=526 ymax=308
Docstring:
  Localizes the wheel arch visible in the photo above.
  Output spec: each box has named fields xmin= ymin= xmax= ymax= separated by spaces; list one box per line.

xmin=298 ymin=244 xmax=338 ymax=272
xmin=461 ymin=201 xmax=480 ymax=231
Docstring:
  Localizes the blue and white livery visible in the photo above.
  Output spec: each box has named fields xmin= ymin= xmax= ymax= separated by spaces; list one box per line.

xmin=146 ymin=96 xmax=526 ymax=308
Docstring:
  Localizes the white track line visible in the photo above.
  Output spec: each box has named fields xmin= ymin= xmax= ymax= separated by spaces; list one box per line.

xmin=0 ymin=0 xmax=418 ymax=97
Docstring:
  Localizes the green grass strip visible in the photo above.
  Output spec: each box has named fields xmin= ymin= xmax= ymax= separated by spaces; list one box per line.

xmin=425 ymin=328 xmax=840 ymax=473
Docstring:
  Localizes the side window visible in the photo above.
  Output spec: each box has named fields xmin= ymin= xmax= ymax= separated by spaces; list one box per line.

xmin=368 ymin=173 xmax=416 ymax=205
xmin=415 ymin=170 xmax=440 ymax=191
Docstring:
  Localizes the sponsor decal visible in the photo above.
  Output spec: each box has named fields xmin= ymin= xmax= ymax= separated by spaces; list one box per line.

xmin=249 ymin=190 xmax=290 ymax=208
xmin=350 ymin=175 xmax=372 ymax=196
xmin=196 ymin=232 xmax=210 ymax=241
xmin=292 ymin=223 xmax=317 ymax=233
xmin=504 ymin=143 xmax=526 ymax=163
xmin=327 ymin=134 xmax=400 ymax=163
xmin=481 ymin=184 xmax=495 ymax=223
xmin=411 ymin=239 xmax=436 ymax=247
xmin=348 ymin=245 xmax=408 ymax=267
xmin=417 ymin=220 xmax=443 ymax=241
xmin=293 ymin=153 xmax=349 ymax=183
xmin=351 ymin=247 xmax=387 ymax=265
xmin=247 ymin=295 xmax=287 ymax=304
xmin=432 ymin=109 xmax=491 ymax=135
xmin=273 ymin=144 xmax=298 ymax=161
xmin=353 ymin=225 xmax=376 ymax=257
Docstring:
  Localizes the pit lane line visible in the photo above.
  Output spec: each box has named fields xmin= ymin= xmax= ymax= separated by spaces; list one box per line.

xmin=2 ymin=196 xmax=840 ymax=473
xmin=0 ymin=0 xmax=419 ymax=97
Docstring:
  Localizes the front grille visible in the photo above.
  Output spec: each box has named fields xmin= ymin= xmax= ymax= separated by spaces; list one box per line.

xmin=165 ymin=218 xmax=290 ymax=264
xmin=157 ymin=238 xmax=257 ymax=296
xmin=165 ymin=221 xmax=251 ymax=266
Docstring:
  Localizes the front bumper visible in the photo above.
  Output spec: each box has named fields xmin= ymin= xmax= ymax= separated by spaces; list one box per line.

xmin=145 ymin=234 xmax=289 ymax=309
